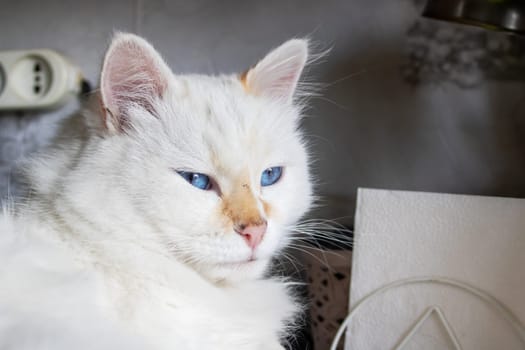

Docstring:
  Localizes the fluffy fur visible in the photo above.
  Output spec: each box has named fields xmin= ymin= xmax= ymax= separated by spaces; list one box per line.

xmin=0 ymin=33 xmax=313 ymax=349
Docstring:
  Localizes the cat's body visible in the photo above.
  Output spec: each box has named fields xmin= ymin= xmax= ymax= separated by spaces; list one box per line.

xmin=0 ymin=34 xmax=313 ymax=349
xmin=0 ymin=202 xmax=294 ymax=349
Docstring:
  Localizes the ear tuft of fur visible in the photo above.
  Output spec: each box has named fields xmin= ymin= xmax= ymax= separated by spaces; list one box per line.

xmin=241 ymin=39 xmax=309 ymax=102
xmin=100 ymin=32 xmax=172 ymax=133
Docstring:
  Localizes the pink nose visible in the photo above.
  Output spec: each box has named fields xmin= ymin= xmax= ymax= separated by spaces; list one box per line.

xmin=235 ymin=221 xmax=267 ymax=249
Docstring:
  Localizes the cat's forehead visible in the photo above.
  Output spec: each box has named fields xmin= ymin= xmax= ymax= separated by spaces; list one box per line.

xmin=165 ymin=75 xmax=296 ymax=142
xmin=158 ymin=74 xmax=300 ymax=173
xmin=171 ymin=75 xmax=259 ymax=119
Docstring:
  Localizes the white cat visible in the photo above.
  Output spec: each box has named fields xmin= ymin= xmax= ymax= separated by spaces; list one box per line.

xmin=0 ymin=33 xmax=313 ymax=349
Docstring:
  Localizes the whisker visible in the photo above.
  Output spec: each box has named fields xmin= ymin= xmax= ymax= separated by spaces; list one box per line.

xmin=286 ymin=243 xmax=332 ymax=269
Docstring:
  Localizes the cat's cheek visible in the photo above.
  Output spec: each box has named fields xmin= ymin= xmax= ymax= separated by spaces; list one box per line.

xmin=261 ymin=188 xmax=295 ymax=226
xmin=278 ymin=175 xmax=312 ymax=224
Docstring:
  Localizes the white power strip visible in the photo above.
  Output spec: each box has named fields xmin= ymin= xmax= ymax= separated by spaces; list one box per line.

xmin=0 ymin=49 xmax=85 ymax=111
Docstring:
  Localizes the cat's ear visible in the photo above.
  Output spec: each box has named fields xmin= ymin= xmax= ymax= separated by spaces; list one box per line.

xmin=241 ymin=39 xmax=308 ymax=102
xmin=100 ymin=32 xmax=171 ymax=132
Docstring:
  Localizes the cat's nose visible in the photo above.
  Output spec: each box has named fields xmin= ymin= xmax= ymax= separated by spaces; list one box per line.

xmin=235 ymin=221 xmax=267 ymax=250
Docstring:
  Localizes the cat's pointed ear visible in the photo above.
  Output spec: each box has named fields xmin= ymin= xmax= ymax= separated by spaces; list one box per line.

xmin=100 ymin=32 xmax=171 ymax=132
xmin=241 ymin=39 xmax=308 ymax=102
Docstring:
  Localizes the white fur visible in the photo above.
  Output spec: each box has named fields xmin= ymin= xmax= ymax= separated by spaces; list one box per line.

xmin=0 ymin=33 xmax=313 ymax=349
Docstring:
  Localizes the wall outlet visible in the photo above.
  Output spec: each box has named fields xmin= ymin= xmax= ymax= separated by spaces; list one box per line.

xmin=0 ymin=49 xmax=84 ymax=111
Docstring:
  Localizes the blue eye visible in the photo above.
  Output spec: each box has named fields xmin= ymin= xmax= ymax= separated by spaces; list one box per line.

xmin=177 ymin=171 xmax=211 ymax=190
xmin=261 ymin=167 xmax=283 ymax=187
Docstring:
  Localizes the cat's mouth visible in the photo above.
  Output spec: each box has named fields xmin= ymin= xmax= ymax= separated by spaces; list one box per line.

xmin=218 ymin=258 xmax=258 ymax=267
xmin=215 ymin=249 xmax=266 ymax=268
xmin=202 ymin=256 xmax=270 ymax=281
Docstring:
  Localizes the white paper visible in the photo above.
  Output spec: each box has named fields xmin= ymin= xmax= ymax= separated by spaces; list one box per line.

xmin=345 ymin=189 xmax=525 ymax=349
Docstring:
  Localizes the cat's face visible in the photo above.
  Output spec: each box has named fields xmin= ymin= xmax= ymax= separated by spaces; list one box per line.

xmin=95 ymin=34 xmax=312 ymax=282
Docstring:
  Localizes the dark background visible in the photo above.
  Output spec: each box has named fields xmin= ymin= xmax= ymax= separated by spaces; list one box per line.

xmin=1 ymin=0 xmax=525 ymax=221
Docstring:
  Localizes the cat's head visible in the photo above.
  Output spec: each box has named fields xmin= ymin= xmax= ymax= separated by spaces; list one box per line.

xmin=87 ymin=33 xmax=312 ymax=283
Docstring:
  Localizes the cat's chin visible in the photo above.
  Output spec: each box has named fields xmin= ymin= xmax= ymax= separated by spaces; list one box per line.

xmin=198 ymin=258 xmax=270 ymax=284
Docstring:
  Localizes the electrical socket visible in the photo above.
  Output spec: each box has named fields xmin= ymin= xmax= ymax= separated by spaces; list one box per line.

xmin=0 ymin=49 xmax=84 ymax=111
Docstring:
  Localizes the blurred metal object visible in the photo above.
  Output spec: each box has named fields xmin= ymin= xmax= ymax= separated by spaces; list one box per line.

xmin=423 ymin=0 xmax=525 ymax=35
